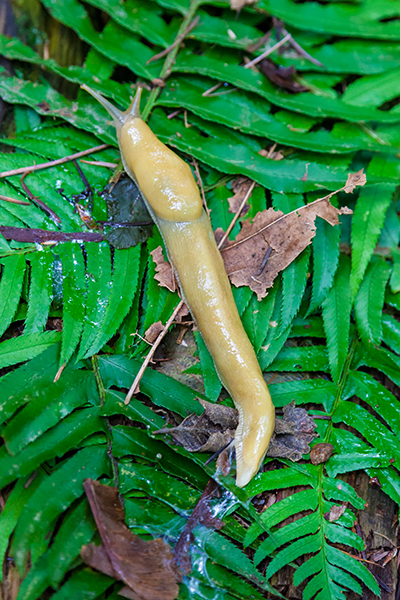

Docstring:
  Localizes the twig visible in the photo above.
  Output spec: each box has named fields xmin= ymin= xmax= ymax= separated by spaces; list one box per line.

xmin=167 ymin=109 xmax=182 ymax=120
xmin=0 ymin=194 xmax=30 ymax=205
xmin=202 ymin=82 xmax=223 ymax=97
xmin=146 ymin=16 xmax=200 ymax=64
xmin=53 ymin=362 xmax=66 ymax=382
xmin=247 ymin=31 xmax=271 ymax=54
xmin=80 ymin=160 xmax=118 ymax=168
xmin=124 ymin=300 xmax=185 ymax=404
xmin=0 ymin=225 xmax=103 ymax=243
xmin=21 ymin=171 xmax=61 ymax=224
xmin=281 ymin=26 xmax=325 ymax=68
xmin=244 ymin=33 xmax=292 ymax=69
xmin=74 ymin=159 xmax=93 ymax=211
xmin=217 ymin=180 xmax=256 ymax=249
xmin=0 ymin=144 xmax=109 ymax=178
xmin=207 ymin=88 xmax=238 ymax=97
xmin=191 ymin=157 xmax=208 ymax=213
xmin=257 ymin=245 xmax=272 ymax=276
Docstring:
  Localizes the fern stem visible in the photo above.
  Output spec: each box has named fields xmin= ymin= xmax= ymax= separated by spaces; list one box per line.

xmin=141 ymin=0 xmax=202 ymax=121
xmin=324 ymin=334 xmax=358 ymax=444
xmin=91 ymin=355 xmax=106 ymax=406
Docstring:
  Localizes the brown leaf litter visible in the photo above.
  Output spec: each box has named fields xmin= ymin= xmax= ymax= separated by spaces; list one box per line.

xmin=155 ymin=399 xmax=317 ymax=467
xmin=82 ymin=479 xmax=181 ymax=600
xmin=227 ymin=177 xmax=252 ymax=216
xmin=259 ymin=59 xmax=308 ymax=93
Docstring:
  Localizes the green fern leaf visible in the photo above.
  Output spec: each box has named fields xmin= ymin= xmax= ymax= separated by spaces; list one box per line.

xmin=25 ymin=251 xmax=54 ymax=335
xmin=350 ymin=183 xmax=394 ymax=297
xmin=84 ymin=245 xmax=141 ymax=357
xmin=11 ymin=445 xmax=110 ymax=573
xmin=0 ymin=254 xmax=26 ymax=338
xmin=77 ymin=242 xmax=112 ymax=360
xmin=281 ymin=249 xmax=310 ymax=329
xmin=47 ymin=499 xmax=97 ymax=587
xmin=382 ymin=313 xmax=400 ymax=354
xmin=193 ymin=330 xmax=221 ymax=401
xmin=308 ymin=217 xmax=340 ymax=315
xmin=1 ymin=371 xmax=96 ymax=455
xmin=58 ymin=243 xmax=87 ymax=367
xmin=0 ymin=331 xmax=61 ymax=370
xmin=322 ymin=254 xmax=351 ymax=383
xmin=355 ymin=256 xmax=391 ymax=345
xmin=390 ymin=247 xmax=400 ymax=292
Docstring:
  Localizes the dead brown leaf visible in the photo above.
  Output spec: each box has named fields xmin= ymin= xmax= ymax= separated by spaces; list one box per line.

xmin=145 ymin=321 xmax=164 ymax=344
xmin=310 ymin=442 xmax=334 ymax=465
xmin=266 ymin=402 xmax=317 ymax=461
xmin=344 ymin=169 xmax=367 ymax=194
xmin=259 ymin=59 xmax=308 ymax=93
xmin=259 ymin=144 xmax=284 ymax=161
xmin=82 ymin=479 xmax=180 ymax=600
xmin=154 ymin=398 xmax=238 ymax=453
xmin=155 ymin=400 xmax=316 ymax=466
xmin=219 ymin=193 xmax=355 ymax=300
xmin=325 ymin=504 xmax=346 ymax=523
xmin=150 ymin=246 xmax=177 ymax=293
xmin=227 ymin=177 xmax=252 ymax=216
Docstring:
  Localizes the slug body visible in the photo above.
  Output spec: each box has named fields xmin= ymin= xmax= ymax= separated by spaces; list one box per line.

xmin=83 ymin=86 xmax=275 ymax=487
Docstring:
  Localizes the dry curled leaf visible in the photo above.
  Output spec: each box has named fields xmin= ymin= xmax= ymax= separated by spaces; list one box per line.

xmin=155 ymin=400 xmax=316 ymax=465
xmin=227 ymin=177 xmax=252 ymax=216
xmin=267 ymin=402 xmax=318 ymax=461
xmin=310 ymin=442 xmax=334 ymax=465
xmin=154 ymin=398 xmax=238 ymax=453
xmin=145 ymin=321 xmax=164 ymax=344
xmin=259 ymin=59 xmax=308 ymax=93
xmin=259 ymin=144 xmax=284 ymax=161
xmin=325 ymin=504 xmax=346 ymax=523
xmin=218 ymin=194 xmax=354 ymax=300
xmin=82 ymin=479 xmax=180 ymax=600
xmin=150 ymin=246 xmax=177 ymax=292
xmin=344 ymin=169 xmax=367 ymax=194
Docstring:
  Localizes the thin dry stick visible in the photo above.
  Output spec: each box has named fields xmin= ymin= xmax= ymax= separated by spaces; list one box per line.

xmin=202 ymin=82 xmax=223 ymax=97
xmin=282 ymin=27 xmax=325 ymax=68
xmin=80 ymin=159 xmax=118 ymax=168
xmin=191 ymin=157 xmax=208 ymax=213
xmin=218 ymin=180 xmax=256 ymax=249
xmin=21 ymin=171 xmax=61 ymax=224
xmin=0 ymin=194 xmax=30 ymax=205
xmin=244 ymin=33 xmax=291 ymax=69
xmin=167 ymin=109 xmax=182 ymax=120
xmin=124 ymin=178 xmax=257 ymax=405
xmin=124 ymin=300 xmax=185 ymax=404
xmin=0 ymin=144 xmax=109 ymax=178
xmin=146 ymin=16 xmax=199 ymax=64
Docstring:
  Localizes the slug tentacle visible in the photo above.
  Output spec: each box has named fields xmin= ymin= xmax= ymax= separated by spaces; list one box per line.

xmin=82 ymin=86 xmax=275 ymax=487
xmin=81 ymin=84 xmax=142 ymax=130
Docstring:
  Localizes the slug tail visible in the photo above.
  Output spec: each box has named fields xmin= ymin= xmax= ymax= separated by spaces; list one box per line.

xmin=234 ymin=397 xmax=275 ymax=488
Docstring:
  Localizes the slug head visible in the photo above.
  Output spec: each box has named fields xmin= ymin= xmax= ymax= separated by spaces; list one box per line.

xmin=81 ymin=85 xmax=203 ymax=223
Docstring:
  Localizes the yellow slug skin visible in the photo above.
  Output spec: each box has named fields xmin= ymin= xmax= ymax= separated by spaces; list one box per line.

xmin=83 ymin=86 xmax=274 ymax=487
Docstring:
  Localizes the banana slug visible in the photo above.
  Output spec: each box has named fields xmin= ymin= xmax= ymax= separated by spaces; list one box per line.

xmin=82 ymin=85 xmax=275 ymax=487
